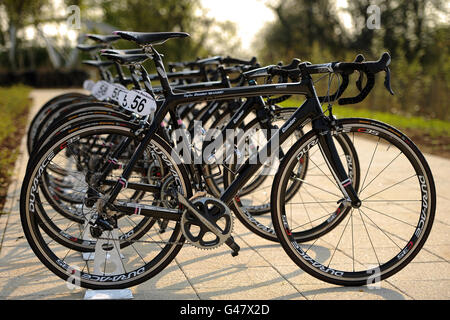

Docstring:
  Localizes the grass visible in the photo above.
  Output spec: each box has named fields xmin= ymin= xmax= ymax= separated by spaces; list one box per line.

xmin=0 ymin=85 xmax=32 ymax=212
xmin=279 ymin=97 xmax=450 ymax=157
xmin=280 ymin=97 xmax=450 ymax=137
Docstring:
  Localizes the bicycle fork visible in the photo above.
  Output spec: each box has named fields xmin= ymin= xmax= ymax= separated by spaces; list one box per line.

xmin=313 ymin=116 xmax=361 ymax=209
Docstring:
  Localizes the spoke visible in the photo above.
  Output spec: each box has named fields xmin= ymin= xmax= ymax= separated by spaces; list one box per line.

xmin=359 ymin=207 xmax=403 ymax=250
xmin=359 ymin=151 xmax=403 ymax=195
xmin=290 ymin=174 xmax=341 ymax=198
xmin=103 ymin=235 xmax=110 ymax=275
xmin=308 ymin=156 xmax=342 ymax=193
xmin=298 ymin=191 xmax=313 ymax=228
xmin=304 ymin=237 xmax=320 ymax=255
xmin=351 ymin=209 xmax=355 ymax=272
xmin=110 ymin=230 xmax=128 ymax=275
xmin=327 ymin=212 xmax=352 ymax=268
xmin=119 ymin=219 xmax=149 ymax=265
xmin=361 ymin=204 xmax=417 ymax=228
xmin=49 ymin=161 xmax=93 ymax=191
xmin=364 ymin=199 xmax=421 ymax=203
xmin=45 ymin=211 xmax=89 ymax=246
xmin=360 ymin=137 xmax=380 ymax=193
xmin=303 ymin=187 xmax=334 ymax=216
xmin=306 ymin=146 xmax=321 ymax=159
xmin=252 ymin=184 xmax=272 ymax=191
xmin=289 ymin=200 xmax=293 ymax=229
xmin=50 ymin=186 xmax=88 ymax=197
xmin=308 ymin=152 xmax=346 ymax=171
xmin=361 ymin=174 xmax=417 ymax=201
xmin=358 ymin=208 xmax=380 ymax=267
xmin=124 ymin=216 xmax=178 ymax=247
xmin=290 ymin=211 xmax=335 ymax=232
xmin=288 ymin=200 xmax=339 ymax=205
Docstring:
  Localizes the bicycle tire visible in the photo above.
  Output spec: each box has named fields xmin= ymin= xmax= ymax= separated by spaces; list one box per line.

xmin=271 ymin=118 xmax=435 ymax=286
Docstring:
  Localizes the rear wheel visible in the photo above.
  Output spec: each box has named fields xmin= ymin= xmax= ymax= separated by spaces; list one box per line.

xmin=21 ymin=123 xmax=192 ymax=289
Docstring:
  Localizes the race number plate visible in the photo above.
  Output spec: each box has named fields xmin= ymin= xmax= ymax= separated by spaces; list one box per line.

xmin=117 ymin=89 xmax=157 ymax=116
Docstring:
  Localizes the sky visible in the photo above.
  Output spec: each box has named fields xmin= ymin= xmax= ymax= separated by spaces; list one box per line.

xmin=23 ymin=0 xmax=365 ymax=53
xmin=200 ymin=0 xmax=351 ymax=52
xmin=200 ymin=0 xmax=275 ymax=51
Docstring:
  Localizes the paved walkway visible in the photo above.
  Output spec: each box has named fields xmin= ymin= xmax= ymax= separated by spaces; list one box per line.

xmin=0 ymin=89 xmax=449 ymax=300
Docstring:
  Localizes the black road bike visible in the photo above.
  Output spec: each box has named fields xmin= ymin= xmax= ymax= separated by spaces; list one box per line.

xmin=20 ymin=31 xmax=435 ymax=288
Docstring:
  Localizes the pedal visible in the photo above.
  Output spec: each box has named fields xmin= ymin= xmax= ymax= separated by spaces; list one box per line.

xmin=225 ymin=236 xmax=240 ymax=257
xmin=157 ymin=219 xmax=169 ymax=234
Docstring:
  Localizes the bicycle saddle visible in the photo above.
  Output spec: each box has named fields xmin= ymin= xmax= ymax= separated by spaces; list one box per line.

xmin=100 ymin=53 xmax=149 ymax=65
xmin=82 ymin=60 xmax=115 ymax=68
xmin=113 ymin=31 xmax=189 ymax=45
xmin=100 ymin=48 xmax=144 ymax=55
xmin=86 ymin=34 xmax=121 ymax=43
xmin=76 ymin=44 xmax=105 ymax=52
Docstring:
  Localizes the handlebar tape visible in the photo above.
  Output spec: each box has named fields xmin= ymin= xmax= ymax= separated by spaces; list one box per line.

xmin=334 ymin=52 xmax=390 ymax=74
xmin=338 ymin=72 xmax=375 ymax=105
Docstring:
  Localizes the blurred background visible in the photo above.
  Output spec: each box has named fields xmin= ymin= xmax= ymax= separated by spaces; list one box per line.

xmin=0 ymin=0 xmax=448 ymax=208
xmin=0 ymin=0 xmax=448 ymax=134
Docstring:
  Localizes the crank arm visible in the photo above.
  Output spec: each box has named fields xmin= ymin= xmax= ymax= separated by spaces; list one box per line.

xmin=177 ymin=193 xmax=240 ymax=256
xmin=177 ymin=193 xmax=227 ymax=241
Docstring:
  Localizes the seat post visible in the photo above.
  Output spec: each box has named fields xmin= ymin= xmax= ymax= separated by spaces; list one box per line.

xmin=145 ymin=45 xmax=173 ymax=96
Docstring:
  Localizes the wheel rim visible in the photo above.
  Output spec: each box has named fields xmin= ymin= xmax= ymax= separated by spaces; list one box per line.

xmin=274 ymin=120 xmax=435 ymax=284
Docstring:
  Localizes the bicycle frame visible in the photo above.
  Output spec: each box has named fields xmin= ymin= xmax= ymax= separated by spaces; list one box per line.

xmin=105 ymin=48 xmax=361 ymax=217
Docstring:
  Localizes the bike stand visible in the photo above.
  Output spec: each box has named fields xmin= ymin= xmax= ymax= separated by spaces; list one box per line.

xmin=80 ymin=206 xmax=96 ymax=261
xmin=83 ymin=228 xmax=133 ymax=300
xmin=79 ymin=206 xmax=124 ymax=261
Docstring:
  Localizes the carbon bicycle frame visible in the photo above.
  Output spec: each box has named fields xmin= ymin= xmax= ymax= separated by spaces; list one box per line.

xmin=106 ymin=50 xmax=361 ymax=216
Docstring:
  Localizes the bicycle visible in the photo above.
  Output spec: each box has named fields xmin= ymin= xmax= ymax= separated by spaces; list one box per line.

xmin=37 ymin=44 xmax=359 ymax=244
xmin=29 ymin=43 xmax=334 ymax=244
xmin=20 ymin=31 xmax=435 ymax=288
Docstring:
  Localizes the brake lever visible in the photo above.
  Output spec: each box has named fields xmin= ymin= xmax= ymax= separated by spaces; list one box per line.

xmin=356 ymin=71 xmax=364 ymax=92
xmin=384 ymin=66 xmax=394 ymax=95
xmin=354 ymin=54 xmax=365 ymax=92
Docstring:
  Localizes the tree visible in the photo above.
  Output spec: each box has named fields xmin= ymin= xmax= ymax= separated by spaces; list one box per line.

xmin=346 ymin=0 xmax=448 ymax=62
xmin=257 ymin=0 xmax=449 ymax=120
xmin=97 ymin=0 xmax=215 ymax=63
xmin=257 ymin=0 xmax=348 ymax=63
xmin=0 ymin=0 xmax=49 ymax=70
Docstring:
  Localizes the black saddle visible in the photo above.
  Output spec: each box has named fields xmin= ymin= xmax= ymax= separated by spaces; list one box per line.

xmin=86 ymin=34 xmax=121 ymax=43
xmin=100 ymin=48 xmax=144 ymax=55
xmin=113 ymin=31 xmax=189 ymax=45
xmin=82 ymin=60 xmax=115 ymax=68
xmin=76 ymin=44 xmax=105 ymax=52
xmin=101 ymin=53 xmax=149 ymax=65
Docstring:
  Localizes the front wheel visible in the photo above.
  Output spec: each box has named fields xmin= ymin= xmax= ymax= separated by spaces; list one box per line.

xmin=271 ymin=118 xmax=436 ymax=286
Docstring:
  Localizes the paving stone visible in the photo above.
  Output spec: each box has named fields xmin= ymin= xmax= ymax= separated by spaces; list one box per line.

xmin=0 ymin=89 xmax=448 ymax=301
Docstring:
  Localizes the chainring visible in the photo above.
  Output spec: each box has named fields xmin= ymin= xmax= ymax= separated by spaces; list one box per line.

xmin=180 ymin=197 xmax=233 ymax=250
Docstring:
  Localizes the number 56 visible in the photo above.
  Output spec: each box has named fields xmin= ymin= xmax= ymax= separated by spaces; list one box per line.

xmin=132 ymin=95 xmax=146 ymax=112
